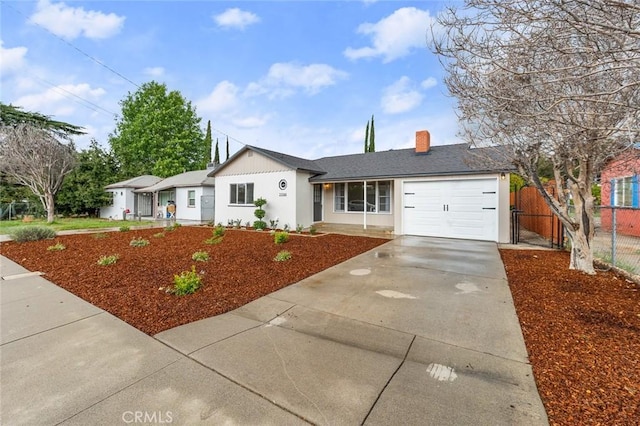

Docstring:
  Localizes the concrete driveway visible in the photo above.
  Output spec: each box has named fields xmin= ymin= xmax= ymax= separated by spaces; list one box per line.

xmin=1 ymin=236 xmax=548 ymax=425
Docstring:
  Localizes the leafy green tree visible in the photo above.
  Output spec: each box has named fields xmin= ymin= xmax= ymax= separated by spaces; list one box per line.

xmin=57 ymin=140 xmax=119 ymax=216
xmin=369 ymin=114 xmax=375 ymax=152
xmin=1 ymin=103 xmax=84 ymax=137
xmin=204 ymin=120 xmax=212 ymax=165
xmin=109 ymin=81 xmax=206 ymax=178
xmin=364 ymin=120 xmax=370 ymax=153
xmin=226 ymin=137 xmax=230 ymax=161
xmin=214 ymin=138 xmax=220 ymax=164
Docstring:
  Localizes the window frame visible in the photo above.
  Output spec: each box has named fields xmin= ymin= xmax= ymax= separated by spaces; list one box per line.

xmin=229 ymin=183 xmax=255 ymax=205
xmin=333 ymin=180 xmax=392 ymax=214
xmin=187 ymin=190 xmax=196 ymax=208
xmin=613 ymin=176 xmax=633 ymax=207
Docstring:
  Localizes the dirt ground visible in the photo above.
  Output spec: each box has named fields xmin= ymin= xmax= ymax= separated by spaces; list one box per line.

xmin=1 ymin=226 xmax=638 ymax=425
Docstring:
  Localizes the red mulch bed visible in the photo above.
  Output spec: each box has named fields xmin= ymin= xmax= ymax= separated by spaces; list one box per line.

xmin=500 ymin=249 xmax=640 ymax=425
xmin=0 ymin=226 xmax=387 ymax=335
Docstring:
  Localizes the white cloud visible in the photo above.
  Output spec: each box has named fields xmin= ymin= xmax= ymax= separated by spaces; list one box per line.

xmin=15 ymin=83 xmax=106 ymax=117
xmin=232 ymin=115 xmax=269 ymax=129
xmin=29 ymin=0 xmax=125 ymax=40
xmin=421 ymin=77 xmax=437 ymax=89
xmin=344 ymin=7 xmax=435 ymax=63
xmin=245 ymin=62 xmax=348 ymax=99
xmin=0 ymin=41 xmax=28 ymax=74
xmin=381 ymin=76 xmax=423 ymax=114
xmin=197 ymin=81 xmax=240 ymax=115
xmin=143 ymin=67 xmax=165 ymax=77
xmin=213 ymin=8 xmax=260 ymax=30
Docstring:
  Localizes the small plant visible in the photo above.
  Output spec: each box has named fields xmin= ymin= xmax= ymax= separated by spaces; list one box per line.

xmin=296 ymin=224 xmax=303 ymax=233
xmin=283 ymin=224 xmax=290 ymax=232
xmin=274 ymin=250 xmax=292 ymax=262
xmin=172 ymin=265 xmax=202 ymax=295
xmin=47 ymin=242 xmax=66 ymax=251
xmin=245 ymin=221 xmax=251 ymax=228
xmin=129 ymin=237 xmax=150 ymax=247
xmin=227 ymin=219 xmax=234 ymax=227
xmin=119 ymin=225 xmax=130 ymax=232
xmin=274 ymin=231 xmax=289 ymax=244
xmin=233 ymin=219 xmax=242 ymax=229
xmin=214 ymin=224 xmax=226 ymax=237
xmin=165 ymin=223 xmax=181 ymax=231
xmin=309 ymin=225 xmax=317 ymax=235
xmin=153 ymin=232 xmax=165 ymax=238
xmin=97 ymin=254 xmax=119 ymax=266
xmin=253 ymin=197 xmax=267 ymax=230
xmin=204 ymin=236 xmax=224 ymax=245
xmin=92 ymin=232 xmax=109 ymax=239
xmin=9 ymin=226 xmax=56 ymax=242
xmin=269 ymin=218 xmax=279 ymax=229
xmin=191 ymin=251 xmax=209 ymax=262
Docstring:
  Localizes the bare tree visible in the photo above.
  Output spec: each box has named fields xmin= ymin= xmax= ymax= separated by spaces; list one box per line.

xmin=432 ymin=0 xmax=640 ymax=273
xmin=0 ymin=124 xmax=76 ymax=223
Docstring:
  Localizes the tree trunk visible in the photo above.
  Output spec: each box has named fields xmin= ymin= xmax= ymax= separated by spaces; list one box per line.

xmin=45 ymin=191 xmax=55 ymax=223
xmin=566 ymin=182 xmax=596 ymax=274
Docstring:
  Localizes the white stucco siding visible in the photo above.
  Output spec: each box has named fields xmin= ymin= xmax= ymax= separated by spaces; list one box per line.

xmin=215 ymin=170 xmax=299 ymax=227
xmin=296 ymin=172 xmax=314 ymax=228
xmin=174 ymin=187 xmax=205 ymax=221
xmin=100 ymin=188 xmax=133 ymax=219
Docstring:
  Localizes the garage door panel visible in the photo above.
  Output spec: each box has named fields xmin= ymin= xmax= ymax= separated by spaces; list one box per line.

xmin=403 ymin=179 xmax=498 ymax=241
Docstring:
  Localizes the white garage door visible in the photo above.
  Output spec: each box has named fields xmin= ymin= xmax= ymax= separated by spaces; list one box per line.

xmin=403 ymin=179 xmax=498 ymax=241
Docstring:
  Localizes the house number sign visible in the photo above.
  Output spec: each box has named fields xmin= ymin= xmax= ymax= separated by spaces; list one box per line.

xmin=278 ymin=179 xmax=287 ymax=190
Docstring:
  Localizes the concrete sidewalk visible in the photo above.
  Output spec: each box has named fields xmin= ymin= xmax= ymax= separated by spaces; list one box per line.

xmin=1 ymin=236 xmax=548 ymax=425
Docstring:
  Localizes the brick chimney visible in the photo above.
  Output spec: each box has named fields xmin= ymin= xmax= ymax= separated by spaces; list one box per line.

xmin=415 ymin=130 xmax=430 ymax=153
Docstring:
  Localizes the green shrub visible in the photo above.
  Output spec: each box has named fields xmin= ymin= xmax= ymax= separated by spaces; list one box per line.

xmin=153 ymin=232 xmax=165 ymax=238
xmin=274 ymin=231 xmax=289 ymax=244
xmin=47 ymin=242 xmax=66 ymax=251
xmin=119 ymin=225 xmax=130 ymax=232
xmin=9 ymin=226 xmax=57 ymax=242
xmin=204 ymin=236 xmax=223 ymax=245
xmin=214 ymin=224 xmax=226 ymax=237
xmin=165 ymin=223 xmax=181 ymax=231
xmin=253 ymin=197 xmax=267 ymax=230
xmin=296 ymin=224 xmax=303 ymax=233
xmin=173 ymin=266 xmax=202 ymax=295
xmin=97 ymin=254 xmax=119 ymax=266
xmin=192 ymin=251 xmax=209 ymax=262
xmin=253 ymin=220 xmax=267 ymax=230
xmin=274 ymin=250 xmax=292 ymax=262
xmin=309 ymin=225 xmax=317 ymax=235
xmin=129 ymin=237 xmax=150 ymax=247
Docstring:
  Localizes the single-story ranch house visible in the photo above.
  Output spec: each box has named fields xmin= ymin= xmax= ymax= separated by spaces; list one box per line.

xmin=100 ymin=175 xmax=162 ymax=220
xmin=210 ymin=130 xmax=514 ymax=243
xmin=600 ymin=145 xmax=640 ymax=237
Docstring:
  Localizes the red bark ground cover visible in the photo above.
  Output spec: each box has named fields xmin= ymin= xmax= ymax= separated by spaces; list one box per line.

xmin=500 ymin=249 xmax=639 ymax=425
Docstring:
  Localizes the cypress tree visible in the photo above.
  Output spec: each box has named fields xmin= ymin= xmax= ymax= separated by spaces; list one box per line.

xmin=204 ymin=120 xmax=212 ymax=164
xmin=364 ymin=120 xmax=370 ymax=153
xmin=226 ymin=137 xmax=230 ymax=160
xmin=214 ymin=138 xmax=220 ymax=164
xmin=369 ymin=115 xmax=375 ymax=152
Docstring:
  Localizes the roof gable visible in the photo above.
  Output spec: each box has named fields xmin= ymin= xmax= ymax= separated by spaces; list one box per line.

xmin=210 ymin=145 xmax=324 ymax=177
xmin=136 ymin=170 xmax=215 ymax=192
xmin=104 ymin=175 xmax=162 ymax=189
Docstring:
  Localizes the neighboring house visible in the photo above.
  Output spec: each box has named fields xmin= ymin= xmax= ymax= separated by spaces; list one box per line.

xmin=135 ymin=168 xmax=216 ymax=222
xmin=100 ymin=175 xmax=162 ymax=220
xmin=600 ymin=145 xmax=640 ymax=237
xmin=210 ymin=130 xmax=514 ymax=242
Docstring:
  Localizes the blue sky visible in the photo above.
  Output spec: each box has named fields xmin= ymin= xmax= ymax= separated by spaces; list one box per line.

xmin=1 ymin=0 xmax=459 ymax=159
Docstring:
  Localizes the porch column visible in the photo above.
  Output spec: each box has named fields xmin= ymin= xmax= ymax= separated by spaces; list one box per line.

xmin=363 ymin=180 xmax=367 ymax=230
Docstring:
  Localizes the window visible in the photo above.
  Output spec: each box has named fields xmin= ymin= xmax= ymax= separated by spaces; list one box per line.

xmin=613 ymin=177 xmax=634 ymax=207
xmin=334 ymin=181 xmax=391 ymax=213
xmin=230 ymin=183 xmax=254 ymax=205
xmin=187 ymin=190 xmax=196 ymax=207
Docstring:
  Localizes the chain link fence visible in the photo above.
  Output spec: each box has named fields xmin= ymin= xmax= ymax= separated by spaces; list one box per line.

xmin=0 ymin=201 xmax=43 ymax=221
xmin=592 ymin=205 xmax=640 ymax=279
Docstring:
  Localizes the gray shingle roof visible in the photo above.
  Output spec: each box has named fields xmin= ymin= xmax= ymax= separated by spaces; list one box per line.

xmin=135 ymin=170 xmax=215 ymax=192
xmin=309 ymin=143 xmax=514 ymax=182
xmin=209 ymin=145 xmax=324 ymax=176
xmin=104 ymin=175 xmax=162 ymax=189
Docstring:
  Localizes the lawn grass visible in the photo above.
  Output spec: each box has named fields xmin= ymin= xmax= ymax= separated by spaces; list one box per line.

xmin=0 ymin=217 xmax=136 ymax=234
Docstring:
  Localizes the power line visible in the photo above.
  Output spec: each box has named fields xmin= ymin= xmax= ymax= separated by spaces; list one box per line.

xmin=3 ymin=1 xmax=139 ymax=89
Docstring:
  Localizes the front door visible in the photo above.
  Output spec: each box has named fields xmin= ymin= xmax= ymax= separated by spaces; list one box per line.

xmin=313 ymin=184 xmax=322 ymax=222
